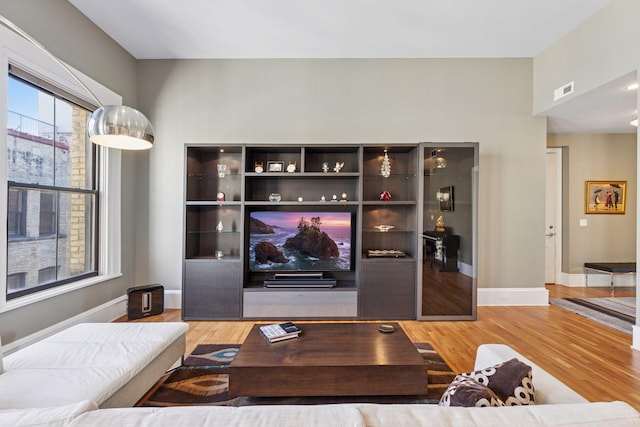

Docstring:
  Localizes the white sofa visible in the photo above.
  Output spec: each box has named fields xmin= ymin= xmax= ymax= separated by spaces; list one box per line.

xmin=1 ymin=339 xmax=639 ymax=426
xmin=0 ymin=322 xmax=188 ymax=409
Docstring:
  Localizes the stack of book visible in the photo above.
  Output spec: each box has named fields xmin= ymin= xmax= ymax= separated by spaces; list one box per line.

xmin=259 ymin=322 xmax=301 ymax=343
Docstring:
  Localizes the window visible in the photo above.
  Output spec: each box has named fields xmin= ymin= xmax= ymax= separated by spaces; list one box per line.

xmin=38 ymin=266 xmax=57 ymax=285
xmin=39 ymin=191 xmax=56 ymax=236
xmin=6 ymin=71 xmax=98 ymax=299
xmin=7 ymin=273 xmax=26 ymax=292
xmin=8 ymin=188 xmax=26 ymax=237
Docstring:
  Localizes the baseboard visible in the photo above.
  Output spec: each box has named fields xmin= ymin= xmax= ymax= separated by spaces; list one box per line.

xmin=2 ymin=295 xmax=127 ymax=355
xmin=478 ymin=287 xmax=549 ymax=306
xmin=164 ymin=289 xmax=182 ymax=309
xmin=633 ymin=326 xmax=640 ymax=352
xmin=556 ymin=272 xmax=635 ymax=287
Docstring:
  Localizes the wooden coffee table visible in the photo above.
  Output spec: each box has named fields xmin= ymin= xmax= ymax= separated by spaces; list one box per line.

xmin=228 ymin=322 xmax=428 ymax=397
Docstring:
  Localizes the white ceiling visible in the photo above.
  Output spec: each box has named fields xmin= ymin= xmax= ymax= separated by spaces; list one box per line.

xmin=69 ymin=0 xmax=637 ymax=134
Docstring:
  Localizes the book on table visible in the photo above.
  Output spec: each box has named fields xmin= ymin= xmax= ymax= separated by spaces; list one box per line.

xmin=259 ymin=322 xmax=301 ymax=343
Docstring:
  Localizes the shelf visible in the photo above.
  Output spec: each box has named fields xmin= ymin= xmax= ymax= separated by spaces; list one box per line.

xmin=185 ymin=255 xmax=242 ymax=261
xmin=186 ymin=201 xmax=242 ymax=206
xmin=243 ymin=281 xmax=357 ymax=290
xmin=362 ymin=229 xmax=414 ymax=233
xmin=245 ymin=201 xmax=359 ymax=206
xmin=363 ymin=173 xmax=416 ymax=179
xmin=362 ymin=201 xmax=416 ymax=205
xmin=187 ymin=173 xmax=242 ymax=179
xmin=361 ymin=256 xmax=415 ymax=263
xmin=186 ymin=230 xmax=241 ymax=235
xmin=245 ymin=172 xmax=360 ymax=178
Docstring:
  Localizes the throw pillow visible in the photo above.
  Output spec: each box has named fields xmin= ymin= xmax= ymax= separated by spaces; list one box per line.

xmin=439 ymin=375 xmax=505 ymax=407
xmin=460 ymin=358 xmax=535 ymax=405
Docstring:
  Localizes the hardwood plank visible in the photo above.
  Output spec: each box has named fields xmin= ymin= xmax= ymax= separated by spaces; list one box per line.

xmin=120 ymin=284 xmax=640 ymax=410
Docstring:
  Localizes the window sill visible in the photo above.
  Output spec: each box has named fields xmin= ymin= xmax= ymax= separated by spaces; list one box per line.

xmin=0 ymin=272 xmax=122 ymax=314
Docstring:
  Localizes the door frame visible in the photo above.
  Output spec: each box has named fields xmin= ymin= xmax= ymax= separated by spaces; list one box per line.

xmin=546 ymin=148 xmax=563 ymax=284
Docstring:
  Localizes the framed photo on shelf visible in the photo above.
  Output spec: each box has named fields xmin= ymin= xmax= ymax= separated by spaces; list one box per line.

xmin=267 ymin=161 xmax=284 ymax=172
xmin=585 ymin=181 xmax=626 ymax=214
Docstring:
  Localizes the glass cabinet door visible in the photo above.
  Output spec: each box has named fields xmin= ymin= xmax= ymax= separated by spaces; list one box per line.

xmin=418 ymin=143 xmax=478 ymax=319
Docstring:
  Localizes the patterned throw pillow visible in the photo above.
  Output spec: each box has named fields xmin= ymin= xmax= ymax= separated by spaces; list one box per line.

xmin=439 ymin=375 xmax=505 ymax=407
xmin=440 ymin=358 xmax=535 ymax=407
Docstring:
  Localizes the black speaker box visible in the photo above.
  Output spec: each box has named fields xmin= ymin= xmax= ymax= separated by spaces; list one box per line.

xmin=127 ymin=284 xmax=164 ymax=320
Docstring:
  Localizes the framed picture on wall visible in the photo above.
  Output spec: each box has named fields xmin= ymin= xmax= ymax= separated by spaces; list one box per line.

xmin=438 ymin=186 xmax=454 ymax=212
xmin=585 ymin=181 xmax=626 ymax=214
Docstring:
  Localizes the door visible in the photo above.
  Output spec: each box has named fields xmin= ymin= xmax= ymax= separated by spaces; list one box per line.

xmin=545 ymin=148 xmax=562 ymax=284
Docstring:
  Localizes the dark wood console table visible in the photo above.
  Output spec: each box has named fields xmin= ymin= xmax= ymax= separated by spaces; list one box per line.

xmin=422 ymin=230 xmax=460 ymax=272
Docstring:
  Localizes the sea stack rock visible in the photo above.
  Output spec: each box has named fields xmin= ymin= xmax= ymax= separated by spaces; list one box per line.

xmin=255 ymin=241 xmax=288 ymax=264
xmin=284 ymin=229 xmax=339 ymax=259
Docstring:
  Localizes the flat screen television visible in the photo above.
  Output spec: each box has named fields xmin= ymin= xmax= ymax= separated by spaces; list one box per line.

xmin=248 ymin=210 xmax=353 ymax=272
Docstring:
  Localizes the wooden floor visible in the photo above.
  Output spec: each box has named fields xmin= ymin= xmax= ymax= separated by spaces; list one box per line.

xmin=125 ymin=284 xmax=640 ymax=410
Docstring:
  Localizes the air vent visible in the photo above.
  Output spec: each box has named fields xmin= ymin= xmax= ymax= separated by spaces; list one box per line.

xmin=553 ymin=81 xmax=574 ymax=101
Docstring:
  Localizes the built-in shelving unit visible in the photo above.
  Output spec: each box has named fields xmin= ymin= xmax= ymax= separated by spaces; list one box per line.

xmin=183 ymin=144 xmax=419 ymax=320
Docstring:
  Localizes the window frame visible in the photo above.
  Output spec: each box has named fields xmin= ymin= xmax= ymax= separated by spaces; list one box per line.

xmin=0 ymin=24 xmax=123 ymax=313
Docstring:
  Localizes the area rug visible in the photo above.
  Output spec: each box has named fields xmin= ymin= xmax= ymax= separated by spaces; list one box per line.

xmin=140 ymin=343 xmax=455 ymax=407
xmin=550 ymin=297 xmax=635 ymax=334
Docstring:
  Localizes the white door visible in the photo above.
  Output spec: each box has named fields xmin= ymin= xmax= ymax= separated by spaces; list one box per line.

xmin=545 ymin=149 xmax=562 ymax=284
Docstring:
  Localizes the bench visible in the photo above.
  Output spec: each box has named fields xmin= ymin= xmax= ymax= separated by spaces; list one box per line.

xmin=584 ymin=262 xmax=636 ymax=295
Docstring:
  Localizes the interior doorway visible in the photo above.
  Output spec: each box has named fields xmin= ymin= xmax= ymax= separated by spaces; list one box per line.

xmin=545 ymin=148 xmax=562 ymax=284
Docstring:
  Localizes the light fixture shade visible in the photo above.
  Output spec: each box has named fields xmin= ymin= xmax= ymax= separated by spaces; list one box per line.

xmin=88 ymin=105 xmax=154 ymax=150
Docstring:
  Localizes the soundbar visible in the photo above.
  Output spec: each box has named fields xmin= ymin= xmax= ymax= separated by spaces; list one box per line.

xmin=264 ymin=278 xmax=337 ymax=288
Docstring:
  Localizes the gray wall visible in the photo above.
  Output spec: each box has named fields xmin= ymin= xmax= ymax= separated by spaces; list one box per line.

xmin=533 ymin=0 xmax=640 ymax=115
xmin=548 ymin=134 xmax=637 ymax=274
xmin=0 ymin=0 xmax=139 ymax=345
xmin=135 ymin=58 xmax=547 ymax=293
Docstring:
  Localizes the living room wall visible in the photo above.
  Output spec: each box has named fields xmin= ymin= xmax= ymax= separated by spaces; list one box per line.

xmin=0 ymin=0 xmax=140 ymax=345
xmin=548 ymin=134 xmax=637 ymax=274
xmin=135 ymin=58 xmax=547 ymax=302
xmin=533 ymin=0 xmax=640 ymax=115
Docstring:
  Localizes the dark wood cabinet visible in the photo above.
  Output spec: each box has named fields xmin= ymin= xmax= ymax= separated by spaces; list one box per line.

xmin=359 ymin=259 xmax=416 ymax=319
xmin=183 ymin=260 xmax=241 ymax=319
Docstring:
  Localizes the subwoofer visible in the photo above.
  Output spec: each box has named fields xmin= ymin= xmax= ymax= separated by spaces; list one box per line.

xmin=127 ymin=284 xmax=164 ymax=320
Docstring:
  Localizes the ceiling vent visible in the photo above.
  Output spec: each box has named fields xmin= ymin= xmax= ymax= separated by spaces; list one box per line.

xmin=553 ymin=81 xmax=574 ymax=101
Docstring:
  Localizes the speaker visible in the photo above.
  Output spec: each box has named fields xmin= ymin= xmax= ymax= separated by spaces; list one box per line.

xmin=127 ymin=284 xmax=164 ymax=320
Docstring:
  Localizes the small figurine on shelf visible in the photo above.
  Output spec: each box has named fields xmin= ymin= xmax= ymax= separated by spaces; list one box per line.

xmin=379 ymin=190 xmax=392 ymax=201
xmin=216 ymin=192 xmax=225 ymax=201
xmin=268 ymin=193 xmax=282 ymax=202
xmin=297 ymin=196 xmax=304 ymax=202
xmin=322 ymin=162 xmax=330 ymax=173
xmin=216 ymin=220 xmax=224 ymax=232
xmin=320 ymin=194 xmax=327 ymax=202
xmin=287 ymin=161 xmax=297 ymax=173
xmin=331 ymin=194 xmax=338 ymax=202
xmin=340 ymin=192 xmax=348 ymax=202
xmin=254 ymin=162 xmax=264 ymax=173
xmin=334 ymin=162 xmax=344 ymax=173
xmin=215 ymin=250 xmax=224 ymax=259
xmin=435 ymin=215 xmax=445 ymax=232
